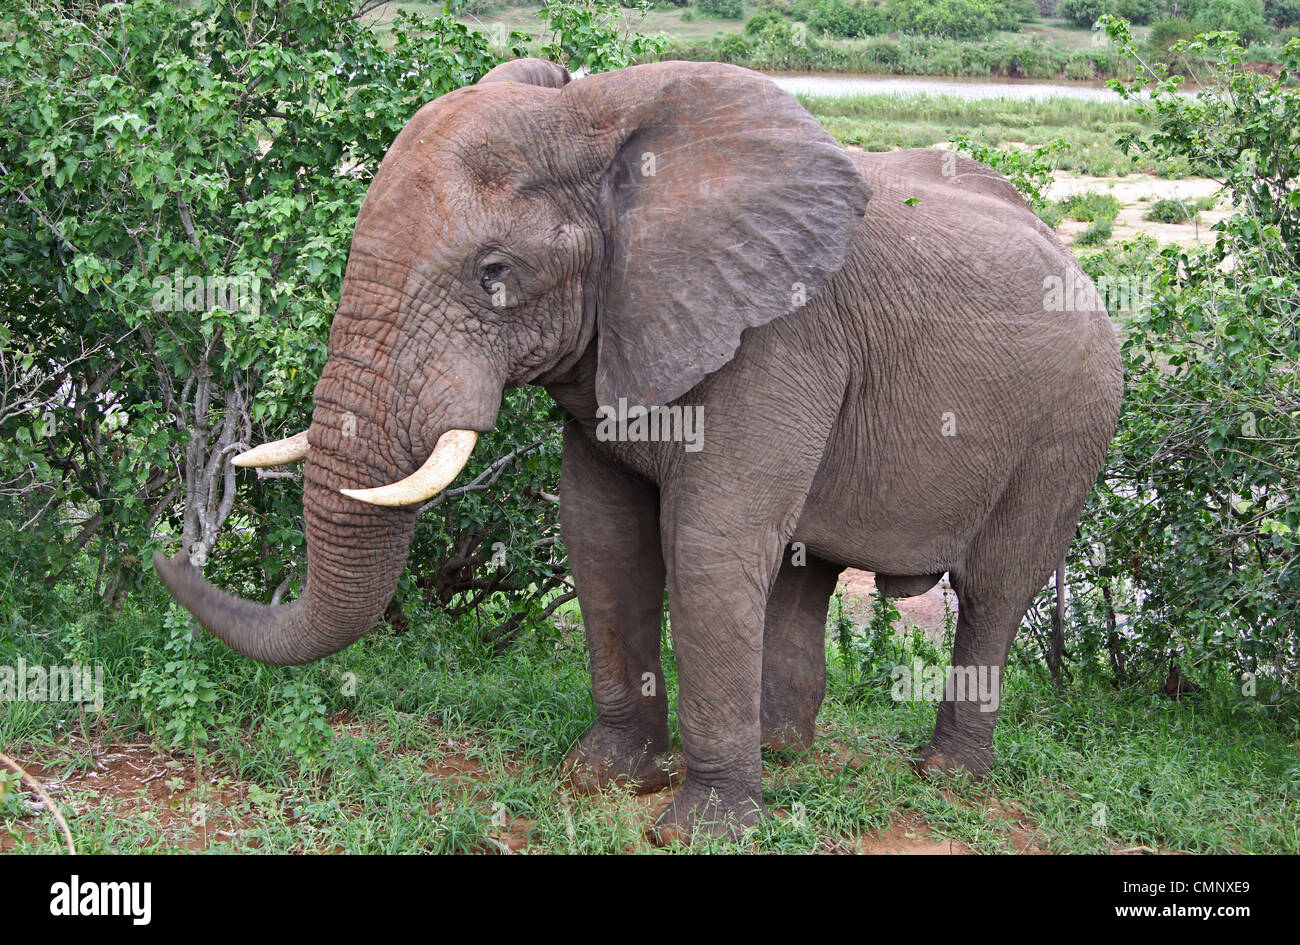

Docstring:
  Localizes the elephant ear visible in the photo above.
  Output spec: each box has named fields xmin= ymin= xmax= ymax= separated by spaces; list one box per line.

xmin=478 ymin=58 xmax=571 ymax=88
xmin=560 ymin=62 xmax=870 ymax=407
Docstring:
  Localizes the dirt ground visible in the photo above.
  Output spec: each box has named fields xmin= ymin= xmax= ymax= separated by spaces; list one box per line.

xmin=837 ymin=568 xmax=957 ymax=641
xmin=1048 ymin=171 xmax=1227 ymax=247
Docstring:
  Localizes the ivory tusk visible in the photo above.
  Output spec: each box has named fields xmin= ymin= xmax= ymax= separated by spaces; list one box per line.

xmin=340 ymin=429 xmax=478 ymax=507
xmin=233 ymin=431 xmax=310 ymax=467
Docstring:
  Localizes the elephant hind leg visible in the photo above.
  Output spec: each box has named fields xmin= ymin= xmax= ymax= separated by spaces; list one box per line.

xmin=761 ymin=551 xmax=842 ymax=752
xmin=918 ymin=441 xmax=1097 ymax=778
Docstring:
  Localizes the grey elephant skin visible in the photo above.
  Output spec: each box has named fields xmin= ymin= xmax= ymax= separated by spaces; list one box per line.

xmin=155 ymin=58 xmax=1123 ymax=841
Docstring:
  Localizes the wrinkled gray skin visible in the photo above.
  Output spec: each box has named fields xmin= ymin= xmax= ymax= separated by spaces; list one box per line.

xmin=156 ymin=59 xmax=1123 ymax=841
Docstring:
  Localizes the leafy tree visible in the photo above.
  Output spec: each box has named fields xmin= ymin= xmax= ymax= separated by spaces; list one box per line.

xmin=0 ymin=0 xmax=661 ymax=647
xmin=807 ymin=0 xmax=891 ymax=37
xmin=886 ymin=0 xmax=1025 ymax=39
xmin=539 ymin=0 xmax=668 ymax=71
xmin=1064 ymin=21 xmax=1300 ymax=695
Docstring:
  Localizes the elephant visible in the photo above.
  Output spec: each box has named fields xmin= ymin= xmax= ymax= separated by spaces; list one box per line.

xmin=155 ymin=58 xmax=1123 ymax=841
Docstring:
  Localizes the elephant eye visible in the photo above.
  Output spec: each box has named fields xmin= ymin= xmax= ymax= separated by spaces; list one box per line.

xmin=480 ymin=263 xmax=508 ymax=294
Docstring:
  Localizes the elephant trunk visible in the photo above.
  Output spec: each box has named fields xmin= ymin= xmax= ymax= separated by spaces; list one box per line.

xmin=154 ymin=442 xmax=418 ymax=665
xmin=155 ymin=248 xmax=502 ymax=665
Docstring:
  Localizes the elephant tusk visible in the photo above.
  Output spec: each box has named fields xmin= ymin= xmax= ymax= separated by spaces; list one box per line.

xmin=233 ymin=431 xmax=310 ymax=467
xmin=340 ymin=429 xmax=478 ymax=507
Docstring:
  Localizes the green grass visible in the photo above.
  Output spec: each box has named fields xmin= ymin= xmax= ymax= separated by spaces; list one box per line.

xmin=3 ymin=588 xmax=1296 ymax=854
xmin=798 ymin=93 xmax=1184 ymax=177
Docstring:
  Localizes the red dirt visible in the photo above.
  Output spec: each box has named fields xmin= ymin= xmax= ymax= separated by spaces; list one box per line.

xmin=2 ymin=733 xmax=251 ymax=852
xmin=837 ymin=568 xmax=957 ymax=638
xmin=858 ymin=813 xmax=972 ymax=854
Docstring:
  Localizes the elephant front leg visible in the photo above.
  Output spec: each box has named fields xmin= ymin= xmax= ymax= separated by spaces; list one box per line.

xmin=761 ymin=552 xmax=841 ymax=752
xmin=653 ymin=522 xmax=789 ymax=843
xmin=559 ymin=425 xmax=676 ymax=795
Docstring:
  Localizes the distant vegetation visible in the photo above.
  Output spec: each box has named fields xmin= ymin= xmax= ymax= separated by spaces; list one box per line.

xmin=633 ymin=0 xmax=1299 ymax=77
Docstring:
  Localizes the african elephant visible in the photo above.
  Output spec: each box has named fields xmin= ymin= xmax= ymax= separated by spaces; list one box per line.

xmin=155 ymin=58 xmax=1123 ymax=841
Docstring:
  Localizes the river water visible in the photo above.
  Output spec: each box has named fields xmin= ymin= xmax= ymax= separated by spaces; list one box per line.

xmin=767 ymin=73 xmax=1138 ymax=102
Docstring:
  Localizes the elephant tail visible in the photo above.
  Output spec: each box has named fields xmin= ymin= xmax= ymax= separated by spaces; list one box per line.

xmin=1049 ymin=557 xmax=1066 ymax=686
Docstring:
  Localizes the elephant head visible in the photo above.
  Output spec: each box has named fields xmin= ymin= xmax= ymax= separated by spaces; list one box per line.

xmin=154 ymin=58 xmax=870 ymax=665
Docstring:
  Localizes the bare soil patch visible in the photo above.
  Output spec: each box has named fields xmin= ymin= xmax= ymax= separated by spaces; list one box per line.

xmin=1048 ymin=171 xmax=1227 ymax=247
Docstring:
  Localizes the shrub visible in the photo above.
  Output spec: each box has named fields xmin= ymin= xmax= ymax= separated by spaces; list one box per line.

xmin=715 ymin=33 xmax=753 ymax=60
xmin=1148 ymin=16 xmax=1201 ymax=55
xmin=1068 ymin=21 xmax=1300 ymax=693
xmin=1144 ymin=197 xmax=1197 ymax=222
xmin=1072 ymin=217 xmax=1114 ymax=243
xmin=1058 ymin=190 xmax=1123 ymax=222
xmin=745 ymin=10 xmax=787 ymax=33
xmin=697 ymin=0 xmax=745 ymax=18
xmin=1059 ymin=0 xmax=1160 ymax=27
xmin=887 ymin=0 xmax=1024 ymax=39
xmin=808 ymin=0 xmax=890 ymax=37
xmin=1149 ymin=5 xmax=1269 ymax=53
xmin=1039 ymin=202 xmax=1066 ymax=228
xmin=950 ymin=135 xmax=1069 ymax=211
xmin=540 ymin=0 xmax=670 ymax=70
xmin=1065 ymin=55 xmax=1099 ymax=78
xmin=1267 ymin=0 xmax=1300 ymax=26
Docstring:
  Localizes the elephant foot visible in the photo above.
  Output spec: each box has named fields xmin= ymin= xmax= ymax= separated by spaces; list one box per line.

xmin=649 ymin=779 xmax=764 ymax=846
xmin=912 ymin=740 xmax=994 ymax=781
xmin=563 ymin=719 xmax=678 ymax=795
xmin=760 ymin=719 xmax=815 ymax=754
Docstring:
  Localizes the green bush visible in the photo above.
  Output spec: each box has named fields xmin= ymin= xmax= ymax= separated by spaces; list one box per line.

xmin=950 ymin=135 xmax=1069 ymax=211
xmin=715 ymin=33 xmax=753 ymax=60
xmin=1058 ymin=190 xmax=1123 ymax=221
xmin=887 ymin=0 xmax=1024 ymax=39
xmin=1038 ymin=202 xmax=1066 ymax=228
xmin=1059 ymin=0 xmax=1161 ymax=27
xmin=1182 ymin=0 xmax=1269 ymax=41
xmin=1148 ymin=16 xmax=1201 ymax=55
xmin=745 ymin=10 xmax=787 ymax=33
xmin=1267 ymin=0 xmax=1300 ymax=26
xmin=807 ymin=0 xmax=890 ymax=37
xmin=540 ymin=0 xmax=669 ymax=70
xmin=1072 ymin=217 xmax=1114 ymax=243
xmin=1068 ymin=21 xmax=1300 ymax=694
xmin=697 ymin=0 xmax=746 ymax=18
xmin=1143 ymin=196 xmax=1197 ymax=222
